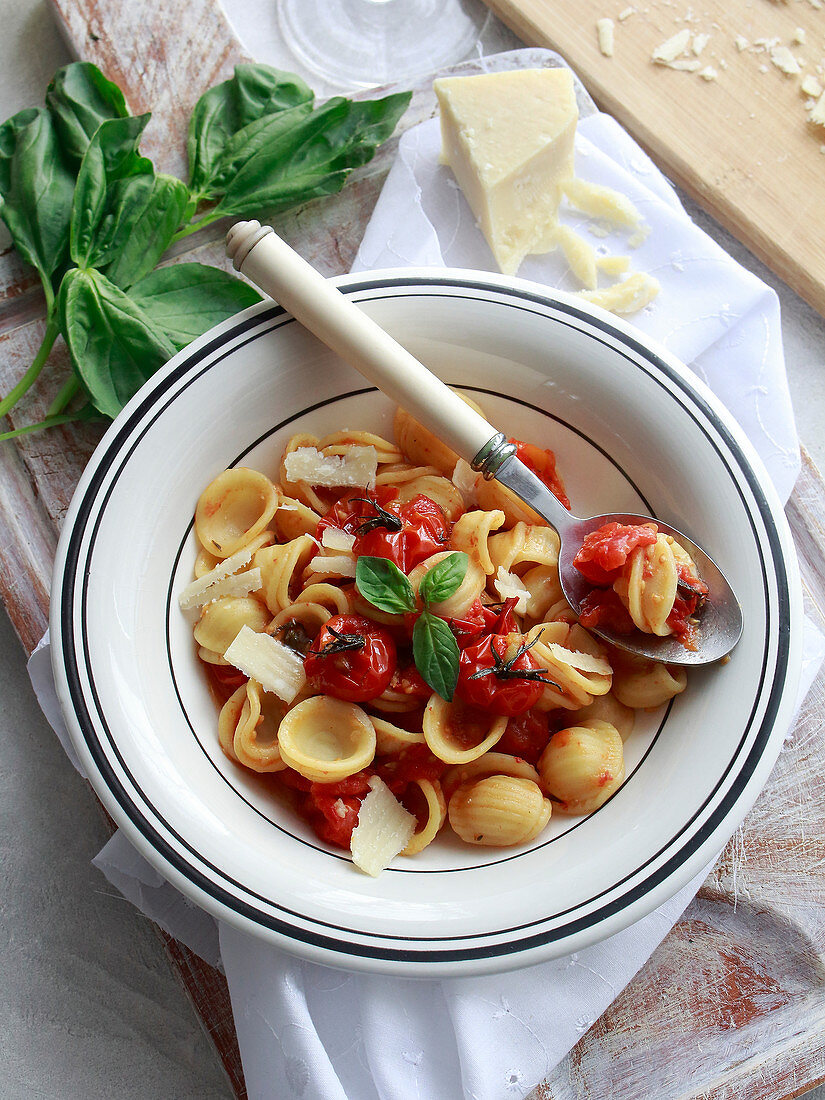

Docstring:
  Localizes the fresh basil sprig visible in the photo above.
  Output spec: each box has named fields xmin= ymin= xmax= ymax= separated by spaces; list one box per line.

xmin=0 ymin=61 xmax=410 ymax=441
xmin=356 ymin=551 xmax=468 ymax=701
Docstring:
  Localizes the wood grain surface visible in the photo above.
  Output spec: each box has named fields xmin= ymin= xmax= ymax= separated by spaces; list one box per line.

xmin=0 ymin=2 xmax=823 ymax=1097
xmin=479 ymin=0 xmax=825 ymax=319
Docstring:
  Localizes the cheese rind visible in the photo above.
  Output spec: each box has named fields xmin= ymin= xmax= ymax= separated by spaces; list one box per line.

xmin=435 ymin=69 xmax=578 ymax=275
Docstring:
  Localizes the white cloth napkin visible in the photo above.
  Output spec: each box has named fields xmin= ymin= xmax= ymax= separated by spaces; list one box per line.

xmin=27 ymin=74 xmax=825 ymax=1099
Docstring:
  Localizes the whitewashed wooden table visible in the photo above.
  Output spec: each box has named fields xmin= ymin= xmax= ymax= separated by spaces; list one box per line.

xmin=1 ymin=2 xmax=825 ymax=1096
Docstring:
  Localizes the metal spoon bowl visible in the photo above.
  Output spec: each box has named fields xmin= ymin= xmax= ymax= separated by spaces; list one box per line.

xmin=226 ymin=220 xmax=743 ymax=666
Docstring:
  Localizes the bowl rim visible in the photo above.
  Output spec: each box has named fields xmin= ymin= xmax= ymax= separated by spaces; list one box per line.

xmin=49 ymin=268 xmax=803 ymax=976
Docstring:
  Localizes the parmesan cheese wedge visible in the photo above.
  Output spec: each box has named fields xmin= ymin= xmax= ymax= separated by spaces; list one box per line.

xmin=493 ymin=566 xmax=530 ymax=613
xmin=350 ymin=776 xmax=416 ymax=877
xmin=546 ymin=643 xmax=612 ymax=676
xmin=223 ymin=625 xmax=307 ymax=703
xmin=434 ymin=68 xmax=578 ymax=275
xmin=284 ymin=446 xmax=378 ymax=488
xmin=178 ymin=542 xmax=260 ymax=609
xmin=320 ymin=526 xmax=356 ymax=552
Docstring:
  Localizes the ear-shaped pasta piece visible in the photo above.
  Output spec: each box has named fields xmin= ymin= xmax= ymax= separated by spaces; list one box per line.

xmin=402 ymin=779 xmax=448 ymax=855
xmin=255 ymin=535 xmax=317 ymax=614
xmin=423 ymin=694 xmax=508 ymax=764
xmin=396 ymin=475 xmax=465 ymax=522
xmin=408 ymin=551 xmax=487 ymax=619
xmin=613 ymin=533 xmax=678 ymax=636
xmin=474 ymin=477 xmax=548 ymax=528
xmin=370 ymin=686 xmax=425 ymax=714
xmin=487 ymin=522 xmax=560 ymax=575
xmin=232 ymin=679 xmax=289 ymax=772
xmin=371 ymin=714 xmax=426 ymax=754
xmin=610 ymin=654 xmax=687 ymax=709
xmin=199 ymin=646 xmax=231 ymax=666
xmin=538 ymin=719 xmax=625 ymax=815
xmin=275 ymin=495 xmax=321 ymax=541
xmin=349 ymin=588 xmax=405 ymax=627
xmin=319 ymin=430 xmax=403 ymax=465
xmin=572 ymin=691 xmax=635 ymax=741
xmin=195 ymin=547 xmax=220 ymax=578
xmin=195 ymin=468 xmax=280 ymax=558
xmin=268 ymin=601 xmax=331 ymax=638
xmin=543 ymin=597 xmax=577 ymax=624
xmin=526 ymin=621 xmax=613 ymax=710
xmin=393 ymin=391 xmax=486 ymax=476
xmin=448 ymin=776 xmax=552 ymax=846
xmin=441 ymin=752 xmax=542 ymax=801
xmin=194 ymin=596 xmax=270 ymax=657
xmin=218 ymin=684 xmax=247 ymax=761
xmin=450 ymin=509 xmax=506 ymax=574
xmin=279 ymin=433 xmax=327 ymax=512
xmin=295 ymin=582 xmax=352 ymax=616
xmin=519 ymin=564 xmax=564 ymax=624
xmin=277 ymin=696 xmax=376 ymax=781
xmin=375 ymin=464 xmax=442 ymax=487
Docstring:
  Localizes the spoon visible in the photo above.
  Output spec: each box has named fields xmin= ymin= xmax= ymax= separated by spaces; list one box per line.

xmin=225 ymin=220 xmax=742 ymax=666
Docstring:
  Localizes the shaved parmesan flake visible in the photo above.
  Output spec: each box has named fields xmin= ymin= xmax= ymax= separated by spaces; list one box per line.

xmin=321 ymin=527 xmax=356 ymax=552
xmin=651 ymin=30 xmax=691 ymax=64
xmin=596 ymin=254 xmax=631 ymax=276
xmin=284 ymin=446 xmax=378 ymax=488
xmin=308 ymin=554 xmax=357 ymax=577
xmin=692 ymin=33 xmax=710 ymax=56
xmin=563 ymin=178 xmax=641 ymax=229
xmin=452 ymin=458 xmax=478 ymax=504
xmin=224 ymin=625 xmax=306 ymax=703
xmin=179 ymin=568 xmax=262 ymax=609
xmin=801 ymin=75 xmax=823 ymax=98
xmin=579 ymin=272 xmax=660 ymax=314
xmin=556 ymin=226 xmax=598 ymax=289
xmin=771 ymin=46 xmax=801 ymax=75
xmin=810 ymin=91 xmax=825 ymax=126
xmin=546 ymin=643 xmax=612 ymax=675
xmin=494 ymin=567 xmax=530 ymax=613
xmin=596 ymin=18 xmax=615 ymax=57
xmin=178 ymin=542 xmax=258 ymax=608
xmin=350 ymin=776 xmax=415 ymax=877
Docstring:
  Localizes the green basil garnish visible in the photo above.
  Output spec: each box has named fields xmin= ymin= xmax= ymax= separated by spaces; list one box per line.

xmin=418 ymin=551 xmax=468 ymax=606
xmin=412 ymin=610 xmax=460 ymax=702
xmin=355 ymin=556 xmax=416 ymax=615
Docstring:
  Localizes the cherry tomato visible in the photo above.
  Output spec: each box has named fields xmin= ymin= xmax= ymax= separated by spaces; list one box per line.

xmin=376 ymin=744 xmax=447 ymax=794
xmin=494 ymin=709 xmax=551 ymax=764
xmin=510 ymin=438 xmax=570 ymax=509
xmin=204 ymin=661 xmax=247 ymax=704
xmin=456 ymin=633 xmax=549 ymax=717
xmin=304 ymin=613 xmax=397 ymax=703
xmin=449 ymin=596 xmax=520 ymax=644
xmin=666 ymin=564 xmax=709 ymax=648
xmin=573 ymin=522 xmax=658 ymax=586
xmin=318 ymin=491 xmax=450 ymax=572
xmin=387 ymin=662 xmax=432 ymax=700
xmin=578 ymin=588 xmax=636 ymax=634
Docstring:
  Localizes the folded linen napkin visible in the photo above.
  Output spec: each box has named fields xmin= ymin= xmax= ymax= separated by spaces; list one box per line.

xmin=28 ymin=55 xmax=824 ymax=1100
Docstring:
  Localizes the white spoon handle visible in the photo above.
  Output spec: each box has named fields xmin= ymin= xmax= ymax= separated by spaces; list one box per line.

xmin=226 ymin=221 xmax=497 ymax=465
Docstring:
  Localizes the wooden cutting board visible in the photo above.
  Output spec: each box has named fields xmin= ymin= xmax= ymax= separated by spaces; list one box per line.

xmin=1 ymin=3 xmax=824 ymax=1097
xmin=481 ymin=0 xmax=825 ymax=317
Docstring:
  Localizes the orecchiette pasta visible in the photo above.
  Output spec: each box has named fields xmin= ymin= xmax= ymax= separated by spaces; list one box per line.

xmin=184 ymin=398 xmax=706 ymax=874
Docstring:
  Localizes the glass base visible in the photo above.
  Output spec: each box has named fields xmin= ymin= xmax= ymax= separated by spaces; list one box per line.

xmin=278 ymin=0 xmax=490 ymax=89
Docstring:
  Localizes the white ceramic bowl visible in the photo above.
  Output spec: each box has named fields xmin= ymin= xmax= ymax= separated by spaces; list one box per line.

xmin=50 ymin=271 xmax=802 ymax=976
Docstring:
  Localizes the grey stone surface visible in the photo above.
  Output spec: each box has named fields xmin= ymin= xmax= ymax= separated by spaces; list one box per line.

xmin=1 ymin=1 xmax=825 ymax=1098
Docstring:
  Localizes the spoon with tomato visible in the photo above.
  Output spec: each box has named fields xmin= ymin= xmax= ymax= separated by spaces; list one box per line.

xmin=226 ymin=221 xmax=742 ymax=666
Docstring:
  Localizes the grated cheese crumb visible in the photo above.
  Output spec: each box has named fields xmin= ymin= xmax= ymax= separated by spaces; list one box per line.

xmin=735 ymin=36 xmax=749 ymax=52
xmin=810 ymin=91 xmax=825 ymax=126
xmin=771 ymin=45 xmax=802 ymax=75
xmin=579 ymin=272 xmax=660 ymax=314
xmin=563 ymin=178 xmax=641 ymax=229
xmin=699 ymin=66 xmax=719 ymax=81
xmin=651 ymin=29 xmax=691 ymax=64
xmin=596 ymin=254 xmax=631 ymax=276
xmin=792 ymin=28 xmax=807 ymax=47
xmin=617 ymin=5 xmax=636 ymax=19
xmin=556 ymin=225 xmax=598 ymax=289
xmin=692 ymin=33 xmax=710 ymax=56
xmin=802 ymin=75 xmax=823 ymax=98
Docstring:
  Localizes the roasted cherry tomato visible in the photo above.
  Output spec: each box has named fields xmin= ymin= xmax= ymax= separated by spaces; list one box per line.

xmin=317 ymin=490 xmax=450 ymax=572
xmin=666 ymin=564 xmax=709 ymax=648
xmin=304 ymin=613 xmax=397 ymax=703
xmin=578 ymin=588 xmax=636 ymax=634
xmin=510 ymin=438 xmax=570 ymax=509
xmin=301 ymin=771 xmax=374 ymax=849
xmin=449 ymin=596 xmax=520 ymax=644
xmin=494 ymin=708 xmax=551 ymax=764
xmin=573 ymin=522 xmax=658 ymax=586
xmin=387 ymin=662 xmax=432 ymax=700
xmin=456 ymin=632 xmax=550 ymax=717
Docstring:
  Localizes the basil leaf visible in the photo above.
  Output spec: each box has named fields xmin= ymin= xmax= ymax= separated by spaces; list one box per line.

xmin=210 ymin=91 xmax=411 ymax=219
xmin=58 ymin=268 xmax=176 ymax=417
xmin=187 ymin=64 xmax=313 ymax=197
xmin=101 ymin=173 xmax=189 ymax=287
xmin=45 ymin=62 xmax=129 ymax=163
xmin=130 ymin=262 xmax=262 ymax=348
xmin=208 ymin=101 xmax=314 ymax=194
xmin=419 ymin=552 xmax=468 ymax=607
xmin=355 ymin=555 xmax=416 ymax=615
xmin=413 ymin=611 xmax=460 ymax=702
xmin=0 ymin=107 xmax=74 ymax=286
xmin=69 ymin=114 xmax=151 ymax=268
